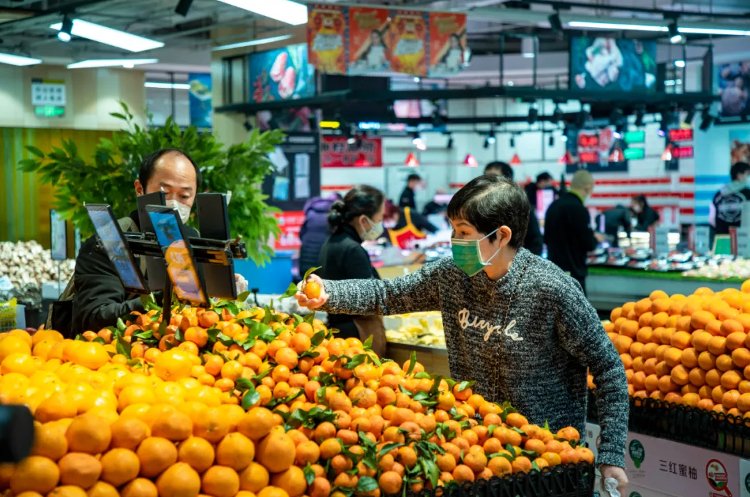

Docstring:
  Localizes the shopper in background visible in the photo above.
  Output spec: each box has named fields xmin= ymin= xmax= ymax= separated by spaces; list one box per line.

xmin=298 ymin=193 xmax=341 ymax=278
xmin=484 ymin=161 xmax=544 ymax=255
xmin=525 ymin=171 xmax=557 ymax=209
xmin=296 ymin=175 xmax=629 ymax=494
xmin=398 ymin=173 xmax=422 ymax=210
xmin=72 ymin=149 xmax=201 ymax=333
xmin=711 ymin=161 xmax=750 ymax=235
xmin=317 ymin=185 xmax=387 ymax=355
xmin=385 ymin=199 xmax=439 ymax=249
xmin=630 ymin=195 xmax=659 ymax=231
xmin=544 ymin=170 xmax=605 ymax=294
xmin=598 ymin=205 xmax=632 ymax=248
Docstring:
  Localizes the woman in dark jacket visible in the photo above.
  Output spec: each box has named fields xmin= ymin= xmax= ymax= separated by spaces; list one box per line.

xmin=317 ymin=185 xmax=386 ymax=354
xmin=630 ymin=195 xmax=659 ymax=231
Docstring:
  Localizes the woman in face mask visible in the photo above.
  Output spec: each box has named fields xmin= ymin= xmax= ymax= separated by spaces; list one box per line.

xmin=297 ymin=175 xmax=629 ymax=495
xmin=316 ymin=185 xmax=387 ymax=354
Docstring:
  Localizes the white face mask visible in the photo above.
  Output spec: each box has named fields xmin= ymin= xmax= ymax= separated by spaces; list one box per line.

xmin=166 ymin=199 xmax=191 ymax=224
xmin=362 ymin=216 xmax=384 ymax=241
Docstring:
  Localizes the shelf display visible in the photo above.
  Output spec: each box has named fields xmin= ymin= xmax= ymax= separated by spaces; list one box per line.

xmin=599 ymin=280 xmax=750 ymax=416
xmin=0 ymin=299 xmax=593 ymax=497
xmin=0 ymin=241 xmax=75 ymax=290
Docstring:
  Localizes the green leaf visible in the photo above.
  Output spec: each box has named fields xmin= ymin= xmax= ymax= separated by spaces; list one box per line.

xmin=241 ymin=386 xmax=261 ymax=410
xmin=281 ymin=282 xmax=298 ymax=299
xmin=303 ymin=464 xmax=315 ymax=486
xmin=356 ymin=476 xmax=378 ymax=493
xmin=116 ymin=318 xmax=126 ymax=332
xmin=235 ymin=378 xmax=254 ymax=390
xmin=522 ymin=449 xmax=538 ymax=458
xmin=406 ymin=351 xmax=417 ymax=376
xmin=303 ymin=266 xmax=321 ymax=281
xmin=311 ymin=330 xmax=326 ymax=347
xmin=115 ymin=337 xmax=132 ymax=358
xmin=456 ymin=380 xmax=475 ymax=392
xmin=378 ymin=442 xmax=404 ymax=457
xmin=363 ymin=335 xmax=373 ymax=350
xmin=414 ymin=371 xmax=431 ymax=379
xmin=175 ymin=327 xmax=184 ymax=342
xmin=419 ymin=458 xmax=440 ymax=488
xmin=237 ymin=290 xmax=251 ymax=302
xmin=487 ymin=424 xmax=498 ymax=436
xmin=531 ymin=461 xmax=541 ymax=472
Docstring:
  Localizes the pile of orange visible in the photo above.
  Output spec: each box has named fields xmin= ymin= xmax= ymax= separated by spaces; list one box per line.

xmin=601 ymin=280 xmax=750 ymax=416
xmin=0 ymin=302 xmax=589 ymax=497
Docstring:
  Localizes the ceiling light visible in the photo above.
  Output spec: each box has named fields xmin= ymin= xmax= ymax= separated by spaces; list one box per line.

xmin=216 ymin=0 xmax=307 ymax=26
xmin=483 ymin=136 xmax=491 ymax=149
xmin=610 ymin=107 xmax=623 ymax=126
xmin=510 ymin=153 xmax=522 ymax=166
xmin=700 ymin=107 xmax=714 ymax=131
xmin=567 ymin=21 xmax=666 ymax=32
xmin=446 ymin=134 xmax=454 ymax=150
xmin=0 ymin=52 xmax=41 ymax=66
xmin=548 ymin=135 xmax=555 ymax=147
xmin=674 ymin=59 xmax=686 ymax=68
xmin=548 ymin=12 xmax=563 ymax=33
xmin=319 ymin=120 xmax=340 ymax=129
xmin=527 ymin=106 xmax=538 ymax=124
xmin=678 ymin=26 xmax=750 ymax=36
xmin=510 ymin=136 xmax=516 ymax=148
xmin=175 ymin=0 xmax=194 ymax=16
xmin=552 ymin=106 xmax=564 ymax=124
xmin=683 ymin=107 xmax=696 ymax=125
xmin=661 ymin=143 xmax=673 ymax=161
xmin=67 ymin=58 xmax=157 ymax=69
xmin=668 ymin=21 xmax=683 ymax=44
xmin=212 ymin=34 xmax=293 ymax=52
xmin=405 ymin=152 xmax=419 ymax=167
xmin=57 ymin=15 xmax=73 ymax=42
xmin=463 ymin=154 xmax=478 ymax=168
xmin=487 ymin=128 xmax=496 ymax=144
xmin=144 ymin=81 xmax=190 ymax=89
xmin=50 ymin=19 xmax=164 ymax=52
xmin=521 ymin=37 xmax=535 ymax=58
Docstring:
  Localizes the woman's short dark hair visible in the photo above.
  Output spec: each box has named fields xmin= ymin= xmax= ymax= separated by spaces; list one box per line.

xmin=447 ymin=175 xmax=529 ymax=248
xmin=731 ymin=162 xmax=750 ymax=181
xmin=328 ymin=185 xmax=385 ymax=231
xmin=139 ymin=148 xmax=202 ymax=189
xmin=632 ymin=194 xmax=648 ymax=207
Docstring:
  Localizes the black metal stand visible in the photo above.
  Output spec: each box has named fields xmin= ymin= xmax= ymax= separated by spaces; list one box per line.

xmin=162 ymin=278 xmax=173 ymax=328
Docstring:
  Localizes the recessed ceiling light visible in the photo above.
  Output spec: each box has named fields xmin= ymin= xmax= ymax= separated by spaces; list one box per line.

xmin=144 ymin=81 xmax=191 ymax=89
xmin=67 ymin=58 xmax=158 ymax=69
xmin=0 ymin=52 xmax=42 ymax=66
xmin=50 ymin=19 xmax=164 ymax=52
xmin=212 ymin=34 xmax=292 ymax=52
xmin=216 ymin=0 xmax=307 ymax=26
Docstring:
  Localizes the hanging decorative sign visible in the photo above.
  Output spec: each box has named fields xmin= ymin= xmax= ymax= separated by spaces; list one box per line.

xmin=387 ymin=10 xmax=428 ymax=76
xmin=428 ymin=12 xmax=467 ymax=76
xmin=347 ymin=6 xmax=391 ymax=75
xmin=321 ymin=136 xmax=383 ymax=168
xmin=307 ymin=4 xmax=347 ymax=75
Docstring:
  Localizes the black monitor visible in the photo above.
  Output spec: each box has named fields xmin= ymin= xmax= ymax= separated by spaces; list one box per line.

xmin=85 ymin=204 xmax=148 ymax=293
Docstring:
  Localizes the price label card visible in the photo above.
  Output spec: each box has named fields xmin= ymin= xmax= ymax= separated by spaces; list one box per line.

xmin=737 ymin=227 xmax=750 ymax=258
xmin=50 ymin=210 xmax=67 ymax=261
xmin=694 ymin=226 xmax=710 ymax=255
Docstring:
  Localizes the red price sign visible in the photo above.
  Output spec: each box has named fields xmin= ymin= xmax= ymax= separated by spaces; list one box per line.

xmin=672 ymin=145 xmax=694 ymax=159
xmin=578 ymin=133 xmax=599 ymax=148
xmin=668 ymin=128 xmax=693 ymax=142
xmin=273 ymin=211 xmax=305 ymax=250
xmin=579 ymin=151 xmax=599 ymax=163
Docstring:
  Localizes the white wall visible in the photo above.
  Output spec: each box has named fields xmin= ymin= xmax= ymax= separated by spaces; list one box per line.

xmin=0 ymin=65 xmax=147 ymax=129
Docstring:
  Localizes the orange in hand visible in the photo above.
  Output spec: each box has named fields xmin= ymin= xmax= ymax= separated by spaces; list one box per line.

xmin=304 ymin=280 xmax=322 ymax=299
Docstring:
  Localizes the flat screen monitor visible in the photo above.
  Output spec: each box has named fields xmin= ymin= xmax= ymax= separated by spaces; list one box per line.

xmin=146 ymin=206 xmax=208 ymax=306
xmin=570 ymin=36 xmax=657 ymax=93
xmin=85 ymin=204 xmax=148 ymax=293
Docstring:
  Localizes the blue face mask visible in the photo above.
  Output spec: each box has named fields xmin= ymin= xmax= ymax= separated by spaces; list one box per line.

xmin=451 ymin=228 xmax=501 ymax=277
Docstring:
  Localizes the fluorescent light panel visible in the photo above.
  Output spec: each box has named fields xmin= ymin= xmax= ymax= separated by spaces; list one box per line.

xmin=50 ymin=19 xmax=164 ymax=52
xmin=216 ymin=0 xmax=307 ymax=26
xmin=145 ymin=82 xmax=190 ymax=89
xmin=67 ymin=58 xmax=158 ymax=69
xmin=212 ymin=34 xmax=292 ymax=52
xmin=0 ymin=52 xmax=41 ymax=66
xmin=567 ymin=20 xmax=750 ymax=37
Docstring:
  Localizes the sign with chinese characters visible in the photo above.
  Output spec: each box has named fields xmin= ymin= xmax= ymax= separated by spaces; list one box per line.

xmin=31 ymin=79 xmax=66 ymax=106
xmin=567 ymin=127 xmax=629 ymax=173
xmin=587 ymin=424 xmax=747 ymax=497
xmin=307 ymin=4 xmax=347 ymax=74
xmin=273 ymin=211 xmax=304 ymax=250
xmin=321 ymin=136 xmax=383 ymax=167
xmin=669 ymin=128 xmax=694 ymax=142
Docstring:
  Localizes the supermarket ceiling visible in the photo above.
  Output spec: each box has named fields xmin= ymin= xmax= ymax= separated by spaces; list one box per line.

xmin=0 ymin=0 xmax=748 ymax=72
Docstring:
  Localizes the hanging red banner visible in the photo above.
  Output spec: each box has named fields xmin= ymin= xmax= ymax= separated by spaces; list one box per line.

xmin=388 ymin=10 xmax=428 ymax=76
xmin=428 ymin=12 xmax=467 ymax=76
xmin=307 ymin=4 xmax=346 ymax=75
xmin=348 ymin=7 xmax=391 ymax=75
xmin=321 ymin=136 xmax=383 ymax=168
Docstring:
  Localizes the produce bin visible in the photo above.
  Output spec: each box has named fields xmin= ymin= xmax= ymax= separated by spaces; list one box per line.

xmin=234 ymin=250 xmax=294 ymax=294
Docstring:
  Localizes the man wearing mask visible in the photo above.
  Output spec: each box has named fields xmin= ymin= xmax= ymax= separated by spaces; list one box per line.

xmin=544 ymin=170 xmax=606 ymax=295
xmin=71 ymin=149 xmax=201 ymax=333
xmin=398 ymin=173 xmax=422 ymax=210
xmin=711 ymin=162 xmax=750 ymax=235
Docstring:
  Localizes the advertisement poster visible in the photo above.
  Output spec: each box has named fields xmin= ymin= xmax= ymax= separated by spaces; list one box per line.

xmin=428 ymin=12 xmax=467 ymax=76
xmin=273 ymin=211 xmax=305 ymax=251
xmin=731 ymin=129 xmax=750 ymax=165
xmin=388 ymin=11 xmax=428 ymax=77
xmin=262 ymin=132 xmax=320 ymax=212
xmin=348 ymin=7 xmax=391 ymax=75
xmin=307 ymin=4 xmax=346 ymax=75
xmin=570 ymin=37 xmax=657 ymax=93
xmin=716 ymin=60 xmax=750 ymax=117
xmin=321 ymin=136 xmax=383 ymax=167
xmin=249 ymin=44 xmax=315 ymax=103
xmin=188 ymin=73 xmax=212 ymax=128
